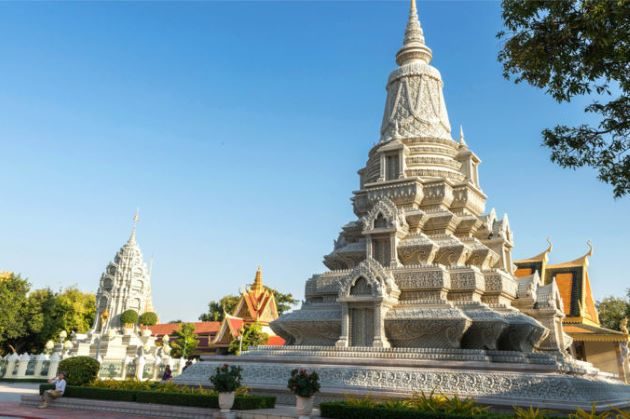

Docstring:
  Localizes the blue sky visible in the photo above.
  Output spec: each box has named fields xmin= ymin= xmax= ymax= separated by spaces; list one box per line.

xmin=1 ymin=1 xmax=628 ymax=322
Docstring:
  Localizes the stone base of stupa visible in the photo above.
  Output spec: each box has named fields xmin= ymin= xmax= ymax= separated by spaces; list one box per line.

xmin=175 ymin=346 xmax=630 ymax=411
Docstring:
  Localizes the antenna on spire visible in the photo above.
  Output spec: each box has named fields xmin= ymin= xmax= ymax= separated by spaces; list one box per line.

xmin=459 ymin=125 xmax=467 ymax=146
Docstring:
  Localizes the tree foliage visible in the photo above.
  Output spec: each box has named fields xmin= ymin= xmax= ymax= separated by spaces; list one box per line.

xmin=498 ymin=0 xmax=630 ymax=197
xmin=139 ymin=312 xmax=158 ymax=326
xmin=199 ymin=295 xmax=239 ymax=322
xmin=228 ymin=322 xmax=269 ymax=355
xmin=0 ymin=274 xmax=31 ymax=353
xmin=170 ymin=323 xmax=199 ymax=359
xmin=0 ymin=277 xmax=96 ymax=354
xmin=268 ymin=288 xmax=298 ymax=315
xmin=597 ymin=294 xmax=630 ymax=331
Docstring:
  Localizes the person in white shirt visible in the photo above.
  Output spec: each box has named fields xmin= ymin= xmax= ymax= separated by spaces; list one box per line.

xmin=39 ymin=372 xmax=66 ymax=409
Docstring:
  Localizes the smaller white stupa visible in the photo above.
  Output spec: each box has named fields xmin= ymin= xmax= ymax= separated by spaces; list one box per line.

xmin=70 ymin=212 xmax=162 ymax=362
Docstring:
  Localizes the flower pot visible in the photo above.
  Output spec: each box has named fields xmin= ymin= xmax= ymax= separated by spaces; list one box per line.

xmin=218 ymin=391 xmax=235 ymax=413
xmin=296 ymin=395 xmax=314 ymax=418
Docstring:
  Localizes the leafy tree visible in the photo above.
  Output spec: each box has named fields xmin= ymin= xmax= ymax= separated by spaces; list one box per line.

xmin=498 ymin=0 xmax=630 ymax=197
xmin=7 ymin=286 xmax=95 ymax=354
xmin=199 ymin=295 xmax=239 ymax=322
xmin=139 ymin=312 xmax=158 ymax=326
xmin=597 ymin=295 xmax=630 ymax=331
xmin=55 ymin=287 xmax=96 ymax=333
xmin=170 ymin=323 xmax=199 ymax=359
xmin=0 ymin=274 xmax=30 ymax=354
xmin=228 ymin=322 xmax=268 ymax=355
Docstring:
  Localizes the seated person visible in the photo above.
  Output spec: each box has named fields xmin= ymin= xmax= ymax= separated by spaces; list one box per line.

xmin=39 ymin=372 xmax=66 ymax=409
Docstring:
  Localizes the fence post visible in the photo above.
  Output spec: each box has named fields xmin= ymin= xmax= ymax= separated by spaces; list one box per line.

xmin=5 ymin=353 xmax=19 ymax=378
xmin=15 ymin=353 xmax=31 ymax=378
xmin=33 ymin=353 xmax=48 ymax=378
xmin=48 ymin=352 xmax=61 ymax=379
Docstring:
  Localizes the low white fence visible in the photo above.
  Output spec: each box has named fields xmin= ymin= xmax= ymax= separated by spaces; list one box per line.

xmin=0 ymin=351 xmax=190 ymax=381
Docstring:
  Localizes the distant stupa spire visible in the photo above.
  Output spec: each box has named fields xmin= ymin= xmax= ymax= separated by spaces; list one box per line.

xmin=252 ymin=266 xmax=264 ymax=293
xmin=396 ymin=0 xmax=433 ymax=65
xmin=129 ymin=209 xmax=140 ymax=244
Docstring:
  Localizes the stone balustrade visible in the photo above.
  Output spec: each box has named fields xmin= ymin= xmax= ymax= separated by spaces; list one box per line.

xmin=0 ymin=350 xmax=190 ymax=381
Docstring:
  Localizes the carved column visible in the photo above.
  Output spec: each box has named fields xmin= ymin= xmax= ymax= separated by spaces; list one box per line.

xmin=335 ymin=304 xmax=350 ymax=347
xmin=378 ymin=154 xmax=386 ymax=182
xmin=47 ymin=353 xmax=61 ymax=379
xmin=371 ymin=305 xmax=390 ymax=348
xmin=389 ymin=234 xmax=398 ymax=267
xmin=33 ymin=354 xmax=48 ymax=378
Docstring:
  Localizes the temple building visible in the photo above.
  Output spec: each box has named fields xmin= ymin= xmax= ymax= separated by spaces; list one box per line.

xmin=270 ymin=0 xmax=567 ymax=356
xmin=178 ymin=1 xmax=630 ymax=407
xmin=150 ymin=267 xmax=284 ymax=354
xmin=515 ymin=243 xmax=630 ymax=382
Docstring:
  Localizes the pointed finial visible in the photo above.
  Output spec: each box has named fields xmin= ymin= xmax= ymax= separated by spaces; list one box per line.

xmin=396 ymin=0 xmax=432 ymax=65
xmin=252 ymin=266 xmax=263 ymax=293
xmin=545 ymin=237 xmax=553 ymax=253
xmin=128 ymin=209 xmax=140 ymax=243
xmin=586 ymin=240 xmax=593 ymax=258
xmin=459 ymin=125 xmax=467 ymax=146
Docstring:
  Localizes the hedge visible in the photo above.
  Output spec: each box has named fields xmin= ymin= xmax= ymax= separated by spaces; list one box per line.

xmin=38 ymin=384 xmax=275 ymax=410
xmin=319 ymin=402 xmax=507 ymax=419
xmin=58 ymin=356 xmax=100 ymax=386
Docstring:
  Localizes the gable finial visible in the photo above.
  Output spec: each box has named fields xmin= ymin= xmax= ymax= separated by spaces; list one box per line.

xmin=586 ymin=240 xmax=593 ymax=258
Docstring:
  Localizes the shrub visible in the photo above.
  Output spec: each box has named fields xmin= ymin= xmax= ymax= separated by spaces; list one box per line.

xmin=58 ymin=356 xmax=100 ymax=386
xmin=287 ymin=368 xmax=320 ymax=398
xmin=209 ymin=364 xmax=242 ymax=392
xmin=138 ymin=312 xmax=158 ymax=326
xmin=120 ymin=309 xmax=139 ymax=326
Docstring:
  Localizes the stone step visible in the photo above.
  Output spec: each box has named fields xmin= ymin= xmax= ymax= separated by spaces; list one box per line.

xmin=21 ymin=395 xmax=318 ymax=419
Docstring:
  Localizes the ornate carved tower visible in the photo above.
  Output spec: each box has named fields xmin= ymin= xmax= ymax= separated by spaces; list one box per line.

xmin=92 ymin=212 xmax=155 ymax=334
xmin=271 ymin=0 xmax=563 ymax=354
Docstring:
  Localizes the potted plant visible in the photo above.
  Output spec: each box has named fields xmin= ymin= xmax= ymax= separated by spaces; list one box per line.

xmin=287 ymin=368 xmax=320 ymax=418
xmin=209 ymin=364 xmax=242 ymax=413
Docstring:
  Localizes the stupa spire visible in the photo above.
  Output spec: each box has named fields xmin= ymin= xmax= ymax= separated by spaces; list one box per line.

xmin=252 ymin=266 xmax=264 ymax=293
xmin=128 ymin=209 xmax=140 ymax=244
xmin=396 ymin=0 xmax=432 ymax=65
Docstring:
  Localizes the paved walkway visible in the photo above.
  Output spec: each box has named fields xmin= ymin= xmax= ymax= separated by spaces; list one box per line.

xmin=0 ymin=401 xmax=154 ymax=419
xmin=0 ymin=382 xmax=151 ymax=418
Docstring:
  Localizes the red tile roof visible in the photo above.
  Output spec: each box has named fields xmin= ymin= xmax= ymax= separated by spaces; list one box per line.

xmin=266 ymin=335 xmax=285 ymax=346
xmin=147 ymin=321 xmax=221 ymax=336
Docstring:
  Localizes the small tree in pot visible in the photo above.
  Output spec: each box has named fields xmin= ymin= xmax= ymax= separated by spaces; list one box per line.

xmin=120 ymin=309 xmax=138 ymax=333
xmin=209 ymin=364 xmax=242 ymax=413
xmin=287 ymin=368 xmax=320 ymax=418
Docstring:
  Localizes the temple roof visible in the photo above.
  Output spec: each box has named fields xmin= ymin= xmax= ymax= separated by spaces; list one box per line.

xmin=514 ymin=239 xmax=553 ymax=264
xmin=546 ymin=241 xmax=593 ymax=270
xmin=563 ymin=323 xmax=628 ymax=343
xmin=516 ymin=242 xmax=601 ymax=326
xmin=233 ymin=267 xmax=279 ymax=323
xmin=148 ymin=321 xmax=220 ymax=337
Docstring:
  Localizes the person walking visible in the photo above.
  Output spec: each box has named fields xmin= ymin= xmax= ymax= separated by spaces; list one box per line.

xmin=39 ymin=372 xmax=67 ymax=409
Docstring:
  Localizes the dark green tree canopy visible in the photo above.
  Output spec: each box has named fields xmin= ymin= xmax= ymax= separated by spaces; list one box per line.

xmin=498 ymin=0 xmax=629 ymax=197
